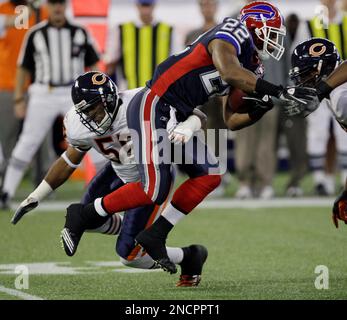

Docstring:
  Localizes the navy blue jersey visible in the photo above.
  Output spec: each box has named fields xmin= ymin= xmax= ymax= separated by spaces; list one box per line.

xmin=147 ymin=17 xmax=263 ymax=118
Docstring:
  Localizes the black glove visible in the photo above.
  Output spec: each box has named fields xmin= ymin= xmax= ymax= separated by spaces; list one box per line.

xmin=279 ymin=86 xmax=318 ymax=104
xmin=332 ymin=190 xmax=347 ymax=228
xmin=280 ymin=86 xmax=320 ymax=117
xmin=243 ymin=94 xmax=274 ymax=120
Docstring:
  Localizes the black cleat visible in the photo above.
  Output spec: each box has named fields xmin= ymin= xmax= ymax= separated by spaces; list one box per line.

xmin=0 ymin=191 xmax=9 ymax=210
xmin=176 ymin=244 xmax=208 ymax=287
xmin=136 ymin=229 xmax=177 ymax=274
xmin=61 ymin=204 xmax=86 ymax=257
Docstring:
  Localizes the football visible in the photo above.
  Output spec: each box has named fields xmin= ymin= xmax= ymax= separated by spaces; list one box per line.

xmin=227 ymin=87 xmax=250 ymax=113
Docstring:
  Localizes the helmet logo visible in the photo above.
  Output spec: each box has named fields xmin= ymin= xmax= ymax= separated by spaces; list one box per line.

xmin=241 ymin=4 xmax=277 ymax=22
xmin=309 ymin=43 xmax=326 ymax=57
xmin=92 ymin=73 xmax=107 ymax=85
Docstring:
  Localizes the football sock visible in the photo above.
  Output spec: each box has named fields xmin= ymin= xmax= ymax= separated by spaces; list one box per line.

xmin=161 ymin=203 xmax=186 ymax=225
xmin=101 ymin=182 xmax=153 ymax=215
xmin=167 ymin=247 xmax=184 ymax=264
xmin=171 ymin=174 xmax=221 ymax=213
xmin=81 ymin=202 xmax=110 ymax=229
xmin=86 ymin=213 xmax=123 ymax=235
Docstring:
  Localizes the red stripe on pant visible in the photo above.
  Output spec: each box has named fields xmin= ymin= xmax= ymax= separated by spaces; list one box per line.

xmin=143 ymin=90 xmax=157 ymax=201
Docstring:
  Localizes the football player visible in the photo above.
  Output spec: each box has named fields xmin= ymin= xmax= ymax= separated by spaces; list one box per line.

xmin=12 ymin=71 xmax=209 ymax=287
xmin=288 ymin=37 xmax=347 ymax=228
xmin=62 ymin=1 xmax=318 ymax=274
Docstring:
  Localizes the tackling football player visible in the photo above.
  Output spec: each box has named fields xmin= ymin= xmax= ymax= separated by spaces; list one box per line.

xmin=12 ymin=71 xmax=209 ymax=287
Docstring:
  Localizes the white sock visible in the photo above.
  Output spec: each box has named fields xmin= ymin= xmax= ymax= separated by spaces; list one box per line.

xmin=161 ymin=203 xmax=186 ymax=226
xmin=3 ymin=164 xmax=27 ymax=198
xmin=167 ymin=247 xmax=184 ymax=264
xmin=313 ymin=170 xmax=326 ymax=185
xmin=94 ymin=198 xmax=108 ymax=217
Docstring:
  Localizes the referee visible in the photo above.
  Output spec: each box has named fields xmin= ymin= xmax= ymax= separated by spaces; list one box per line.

xmin=105 ymin=0 xmax=175 ymax=89
xmin=0 ymin=0 xmax=99 ymax=208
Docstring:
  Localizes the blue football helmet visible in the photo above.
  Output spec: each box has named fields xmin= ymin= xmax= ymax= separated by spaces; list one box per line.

xmin=71 ymin=71 xmax=121 ymax=135
xmin=290 ymin=37 xmax=340 ymax=87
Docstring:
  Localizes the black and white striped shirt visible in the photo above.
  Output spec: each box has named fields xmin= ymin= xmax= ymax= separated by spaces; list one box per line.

xmin=18 ymin=20 xmax=100 ymax=87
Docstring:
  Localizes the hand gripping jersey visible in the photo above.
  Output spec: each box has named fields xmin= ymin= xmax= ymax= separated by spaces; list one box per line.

xmin=64 ymin=88 xmax=142 ymax=183
xmin=147 ymin=17 xmax=263 ymax=119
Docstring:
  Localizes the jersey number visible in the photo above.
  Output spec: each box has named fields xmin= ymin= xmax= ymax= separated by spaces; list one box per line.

xmin=221 ymin=18 xmax=250 ymax=44
xmin=200 ymin=70 xmax=229 ymax=96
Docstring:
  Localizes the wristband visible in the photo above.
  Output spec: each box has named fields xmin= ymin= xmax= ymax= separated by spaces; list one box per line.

xmin=316 ymin=81 xmax=333 ymax=102
xmin=255 ymin=79 xmax=283 ymax=98
xmin=62 ymin=151 xmax=80 ymax=169
xmin=29 ymin=180 xmax=53 ymax=201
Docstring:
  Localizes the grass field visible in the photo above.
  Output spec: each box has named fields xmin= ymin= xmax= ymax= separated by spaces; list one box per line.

xmin=1 ymin=204 xmax=346 ymax=300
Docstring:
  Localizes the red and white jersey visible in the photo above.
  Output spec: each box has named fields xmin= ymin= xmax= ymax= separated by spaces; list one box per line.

xmin=64 ymin=88 xmax=142 ymax=183
xmin=328 ymin=82 xmax=347 ymax=131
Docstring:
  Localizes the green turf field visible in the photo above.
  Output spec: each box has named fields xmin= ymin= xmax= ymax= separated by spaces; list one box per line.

xmin=0 ymin=206 xmax=346 ymax=300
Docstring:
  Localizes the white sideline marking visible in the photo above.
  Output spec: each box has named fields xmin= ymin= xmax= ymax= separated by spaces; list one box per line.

xmin=9 ymin=197 xmax=334 ymax=212
xmin=0 ymin=285 xmax=44 ymax=300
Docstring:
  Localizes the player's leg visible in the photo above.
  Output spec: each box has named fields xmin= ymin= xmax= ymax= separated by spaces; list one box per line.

xmin=61 ymin=162 xmax=124 ymax=256
xmin=81 ymin=162 xmax=123 ymax=235
xmin=135 ymin=134 xmax=221 ymax=268
xmin=1 ymin=91 xmax=57 ymax=205
xmin=117 ymin=185 xmax=208 ymax=286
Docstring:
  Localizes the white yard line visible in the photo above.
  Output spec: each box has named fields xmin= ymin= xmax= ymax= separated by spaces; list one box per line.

xmin=0 ymin=285 xmax=44 ymax=300
xmin=9 ymin=197 xmax=334 ymax=212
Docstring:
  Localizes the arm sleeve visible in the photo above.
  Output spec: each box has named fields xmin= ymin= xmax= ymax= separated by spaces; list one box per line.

xmin=63 ymin=115 xmax=92 ymax=152
xmin=17 ymin=30 xmax=35 ymax=72
xmin=83 ymin=28 xmax=100 ymax=68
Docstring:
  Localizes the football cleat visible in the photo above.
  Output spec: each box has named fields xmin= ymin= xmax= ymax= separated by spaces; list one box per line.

xmin=135 ymin=230 xmax=177 ymax=274
xmin=176 ymin=244 xmax=208 ymax=287
xmin=60 ymin=204 xmax=86 ymax=257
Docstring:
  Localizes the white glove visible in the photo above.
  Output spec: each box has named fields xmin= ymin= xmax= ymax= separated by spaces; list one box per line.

xmin=11 ymin=197 xmax=39 ymax=225
xmin=168 ymin=115 xmax=201 ymax=145
xmin=11 ymin=180 xmax=52 ymax=225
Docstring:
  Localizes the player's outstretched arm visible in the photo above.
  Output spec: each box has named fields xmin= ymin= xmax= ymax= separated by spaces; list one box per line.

xmin=11 ymin=146 xmax=85 ymax=224
xmin=209 ymin=39 xmax=318 ymax=112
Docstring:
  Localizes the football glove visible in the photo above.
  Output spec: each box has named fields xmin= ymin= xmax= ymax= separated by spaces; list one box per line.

xmin=168 ymin=114 xmax=201 ymax=145
xmin=280 ymin=86 xmax=320 ymax=117
xmin=11 ymin=197 xmax=39 ymax=225
xmin=243 ymin=94 xmax=274 ymax=111
xmin=332 ymin=190 xmax=347 ymax=228
xmin=279 ymin=86 xmax=317 ymax=104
